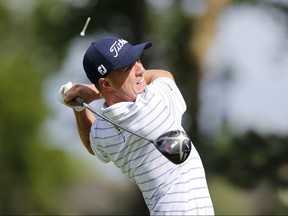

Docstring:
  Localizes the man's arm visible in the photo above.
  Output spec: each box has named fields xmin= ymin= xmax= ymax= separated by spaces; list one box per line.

xmin=61 ymin=83 xmax=102 ymax=155
xmin=73 ymin=109 xmax=95 ymax=155
xmin=144 ymin=69 xmax=174 ymax=84
xmin=64 ymin=83 xmax=103 ymax=106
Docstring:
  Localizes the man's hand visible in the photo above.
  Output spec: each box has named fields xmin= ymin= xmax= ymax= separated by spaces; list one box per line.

xmin=57 ymin=82 xmax=102 ymax=111
xmin=57 ymin=82 xmax=84 ymax=111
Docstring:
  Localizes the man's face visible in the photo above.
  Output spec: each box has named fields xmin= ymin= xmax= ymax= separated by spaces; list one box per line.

xmin=106 ymin=59 xmax=147 ymax=102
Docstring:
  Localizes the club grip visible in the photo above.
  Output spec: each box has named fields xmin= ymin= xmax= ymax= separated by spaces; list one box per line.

xmin=74 ymin=96 xmax=85 ymax=106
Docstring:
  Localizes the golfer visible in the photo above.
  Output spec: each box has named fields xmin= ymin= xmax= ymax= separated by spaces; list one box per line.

xmin=58 ymin=36 xmax=214 ymax=215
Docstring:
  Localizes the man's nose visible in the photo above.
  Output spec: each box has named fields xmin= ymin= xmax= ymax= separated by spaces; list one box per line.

xmin=135 ymin=61 xmax=144 ymax=76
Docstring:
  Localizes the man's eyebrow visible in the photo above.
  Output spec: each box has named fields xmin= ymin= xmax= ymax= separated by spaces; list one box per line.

xmin=121 ymin=61 xmax=135 ymax=71
xmin=120 ymin=66 xmax=129 ymax=72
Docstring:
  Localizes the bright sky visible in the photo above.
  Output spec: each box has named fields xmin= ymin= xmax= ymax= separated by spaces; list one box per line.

xmin=198 ymin=4 xmax=288 ymax=137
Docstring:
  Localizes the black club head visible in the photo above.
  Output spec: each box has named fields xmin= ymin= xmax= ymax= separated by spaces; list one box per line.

xmin=154 ymin=130 xmax=192 ymax=164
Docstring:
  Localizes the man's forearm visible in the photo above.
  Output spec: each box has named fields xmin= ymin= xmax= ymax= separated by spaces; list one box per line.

xmin=73 ymin=109 xmax=95 ymax=155
xmin=144 ymin=69 xmax=174 ymax=84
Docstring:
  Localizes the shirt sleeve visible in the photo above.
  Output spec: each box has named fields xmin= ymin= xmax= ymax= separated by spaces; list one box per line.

xmin=89 ymin=130 xmax=111 ymax=163
xmin=151 ymin=77 xmax=187 ymax=114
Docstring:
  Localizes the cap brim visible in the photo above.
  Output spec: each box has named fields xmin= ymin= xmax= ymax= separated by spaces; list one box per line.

xmin=114 ymin=42 xmax=152 ymax=70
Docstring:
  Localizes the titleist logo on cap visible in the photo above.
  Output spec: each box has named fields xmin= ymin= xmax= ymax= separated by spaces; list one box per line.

xmin=83 ymin=36 xmax=151 ymax=84
xmin=110 ymin=39 xmax=128 ymax=57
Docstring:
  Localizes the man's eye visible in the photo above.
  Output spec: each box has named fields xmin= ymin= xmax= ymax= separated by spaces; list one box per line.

xmin=125 ymin=66 xmax=132 ymax=72
xmin=125 ymin=62 xmax=135 ymax=72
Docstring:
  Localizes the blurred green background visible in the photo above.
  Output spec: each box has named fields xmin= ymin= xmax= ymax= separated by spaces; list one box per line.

xmin=1 ymin=0 xmax=288 ymax=215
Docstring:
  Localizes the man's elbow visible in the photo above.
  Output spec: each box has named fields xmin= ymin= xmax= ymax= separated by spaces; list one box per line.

xmin=145 ymin=69 xmax=175 ymax=82
xmin=87 ymin=148 xmax=95 ymax=155
xmin=157 ymin=70 xmax=175 ymax=81
xmin=163 ymin=70 xmax=174 ymax=80
xmin=83 ymin=140 xmax=95 ymax=155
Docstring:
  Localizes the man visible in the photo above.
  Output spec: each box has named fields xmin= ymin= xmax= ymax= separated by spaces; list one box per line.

xmin=58 ymin=36 xmax=214 ymax=215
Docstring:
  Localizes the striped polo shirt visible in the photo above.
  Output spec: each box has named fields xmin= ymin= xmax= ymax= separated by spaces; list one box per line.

xmin=89 ymin=77 xmax=214 ymax=215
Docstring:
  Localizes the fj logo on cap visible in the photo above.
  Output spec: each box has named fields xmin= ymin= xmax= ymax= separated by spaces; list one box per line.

xmin=110 ymin=39 xmax=128 ymax=57
xmin=98 ymin=64 xmax=107 ymax=75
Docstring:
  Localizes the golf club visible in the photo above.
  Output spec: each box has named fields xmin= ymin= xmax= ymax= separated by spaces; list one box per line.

xmin=74 ymin=97 xmax=191 ymax=164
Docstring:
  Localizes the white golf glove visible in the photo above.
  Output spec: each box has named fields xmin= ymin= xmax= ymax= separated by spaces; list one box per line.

xmin=57 ymin=81 xmax=84 ymax=112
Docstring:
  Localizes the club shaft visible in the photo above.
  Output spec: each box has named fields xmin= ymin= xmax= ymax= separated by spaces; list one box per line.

xmin=75 ymin=97 xmax=154 ymax=143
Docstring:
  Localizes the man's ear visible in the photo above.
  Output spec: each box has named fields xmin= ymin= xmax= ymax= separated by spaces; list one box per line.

xmin=99 ymin=78 xmax=112 ymax=91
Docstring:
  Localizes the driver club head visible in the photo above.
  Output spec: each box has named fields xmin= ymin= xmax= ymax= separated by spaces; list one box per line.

xmin=154 ymin=130 xmax=192 ymax=164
